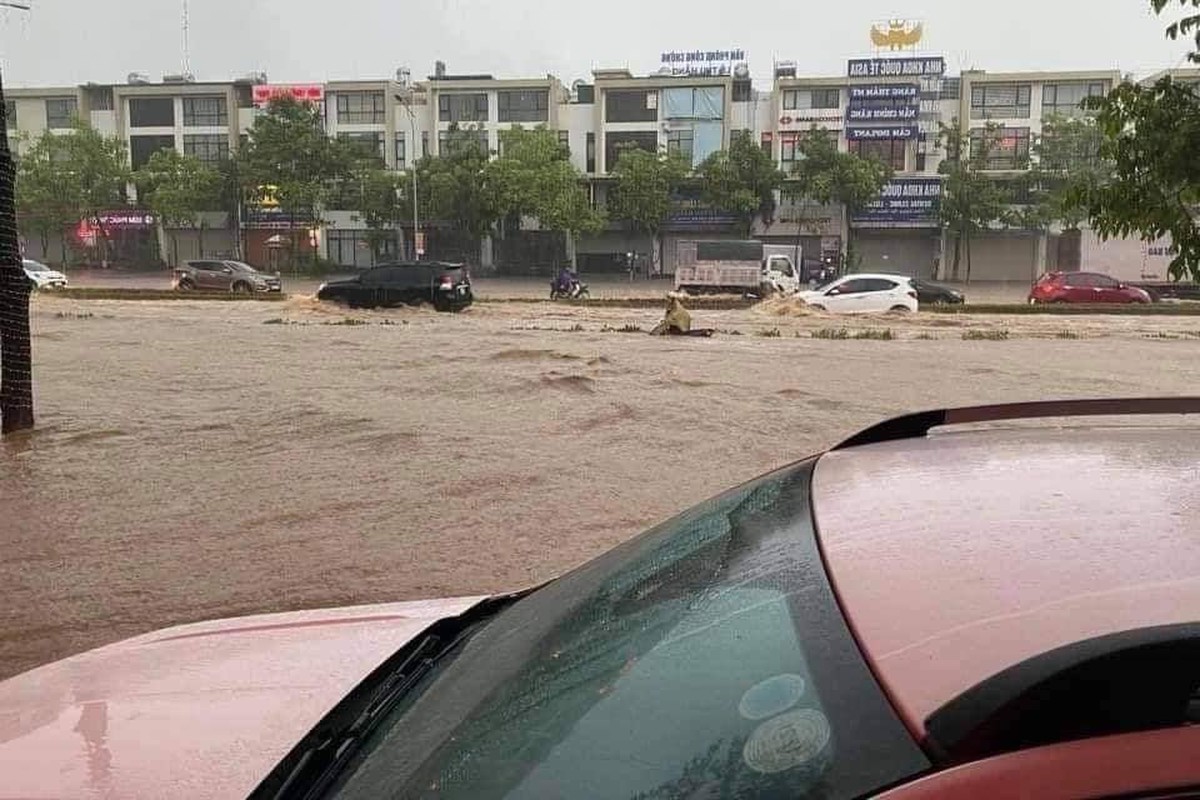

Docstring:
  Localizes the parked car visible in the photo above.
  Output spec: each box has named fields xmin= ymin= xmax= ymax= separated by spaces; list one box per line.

xmin=317 ymin=262 xmax=473 ymax=311
xmin=1029 ymin=271 xmax=1153 ymax=304
xmin=5 ymin=398 xmax=1196 ymax=799
xmin=798 ymin=273 xmax=919 ymax=313
xmin=22 ymin=259 xmax=68 ymax=290
xmin=910 ymin=278 xmax=965 ymax=305
xmin=174 ymin=260 xmax=282 ymax=294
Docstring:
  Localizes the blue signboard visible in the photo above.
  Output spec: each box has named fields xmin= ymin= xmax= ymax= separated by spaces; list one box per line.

xmin=853 ymin=177 xmax=942 ymax=224
xmin=847 ymin=57 xmax=946 ymax=78
xmin=667 ymin=187 xmax=738 ymax=228
xmin=847 ymin=106 xmax=919 ymax=122
xmin=849 ymin=85 xmax=919 ymax=101
xmin=847 ymin=124 xmax=919 ymax=140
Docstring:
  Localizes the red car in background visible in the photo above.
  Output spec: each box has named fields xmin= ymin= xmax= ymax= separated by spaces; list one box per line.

xmin=1030 ymin=271 xmax=1153 ymax=304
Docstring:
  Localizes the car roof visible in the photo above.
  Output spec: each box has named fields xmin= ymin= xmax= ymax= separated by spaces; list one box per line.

xmin=812 ymin=408 xmax=1200 ymax=741
xmin=836 ymin=273 xmax=913 ymax=282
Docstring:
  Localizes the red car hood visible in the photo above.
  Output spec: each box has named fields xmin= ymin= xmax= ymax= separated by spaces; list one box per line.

xmin=0 ymin=596 xmax=485 ymax=800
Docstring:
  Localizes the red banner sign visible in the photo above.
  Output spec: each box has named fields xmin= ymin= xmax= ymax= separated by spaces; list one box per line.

xmin=252 ymin=84 xmax=325 ymax=108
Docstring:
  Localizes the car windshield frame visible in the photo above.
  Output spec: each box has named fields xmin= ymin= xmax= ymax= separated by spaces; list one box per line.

xmin=22 ymin=260 xmax=49 ymax=273
xmin=313 ymin=459 xmax=930 ymax=800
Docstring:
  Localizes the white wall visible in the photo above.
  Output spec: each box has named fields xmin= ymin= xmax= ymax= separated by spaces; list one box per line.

xmin=1080 ymin=229 xmax=1174 ymax=282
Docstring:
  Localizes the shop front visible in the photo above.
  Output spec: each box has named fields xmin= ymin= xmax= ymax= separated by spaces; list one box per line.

xmin=850 ymin=176 xmax=942 ymax=276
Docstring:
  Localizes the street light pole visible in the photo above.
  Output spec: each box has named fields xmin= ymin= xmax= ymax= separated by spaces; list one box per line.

xmin=397 ymin=95 xmax=420 ymax=261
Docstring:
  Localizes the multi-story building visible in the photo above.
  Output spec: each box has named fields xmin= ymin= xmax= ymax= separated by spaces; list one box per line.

xmin=6 ymin=61 xmax=1195 ymax=281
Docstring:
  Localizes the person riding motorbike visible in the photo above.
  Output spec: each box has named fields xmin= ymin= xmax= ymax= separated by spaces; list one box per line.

xmin=551 ymin=266 xmax=583 ymax=299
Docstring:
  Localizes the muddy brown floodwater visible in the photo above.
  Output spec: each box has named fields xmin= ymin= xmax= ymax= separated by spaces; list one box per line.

xmin=1 ymin=294 xmax=1199 ymax=679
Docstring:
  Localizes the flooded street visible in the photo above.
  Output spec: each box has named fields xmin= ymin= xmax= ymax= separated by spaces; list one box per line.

xmin=2 ymin=293 xmax=1199 ymax=679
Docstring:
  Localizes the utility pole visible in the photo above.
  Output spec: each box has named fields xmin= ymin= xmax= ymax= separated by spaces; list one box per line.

xmin=396 ymin=93 xmax=420 ymax=260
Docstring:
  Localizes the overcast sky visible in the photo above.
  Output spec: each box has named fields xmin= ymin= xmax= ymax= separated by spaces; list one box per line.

xmin=0 ymin=0 xmax=1192 ymax=88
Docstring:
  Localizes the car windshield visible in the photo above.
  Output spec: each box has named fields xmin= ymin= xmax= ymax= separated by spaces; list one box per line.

xmin=322 ymin=461 xmax=928 ymax=800
xmin=21 ymin=261 xmax=48 ymax=272
xmin=228 ymin=262 xmax=258 ymax=273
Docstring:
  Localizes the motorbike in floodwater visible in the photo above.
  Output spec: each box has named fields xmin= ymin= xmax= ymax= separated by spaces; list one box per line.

xmin=550 ymin=279 xmax=590 ymax=300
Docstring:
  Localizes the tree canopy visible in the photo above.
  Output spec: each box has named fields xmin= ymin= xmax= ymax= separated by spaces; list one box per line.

xmin=236 ymin=96 xmax=353 ymax=225
xmin=606 ymin=146 xmax=689 ymax=238
xmin=789 ymin=127 xmax=891 ymax=217
xmin=1074 ymin=0 xmax=1200 ymax=280
xmin=136 ymin=148 xmax=222 ymax=264
xmin=416 ymin=125 xmax=498 ymax=240
xmin=696 ymin=132 xmax=783 ymax=236
xmin=490 ymin=126 xmax=602 ymax=236
xmin=938 ymin=121 xmax=1012 ymax=281
xmin=15 ymin=121 xmax=129 ymax=264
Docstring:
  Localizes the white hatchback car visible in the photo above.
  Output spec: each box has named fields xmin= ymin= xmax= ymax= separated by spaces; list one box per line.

xmin=799 ymin=273 xmax=918 ymax=314
xmin=22 ymin=259 xmax=68 ymax=290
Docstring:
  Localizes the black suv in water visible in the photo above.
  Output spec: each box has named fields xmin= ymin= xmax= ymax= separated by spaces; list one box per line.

xmin=317 ymin=262 xmax=473 ymax=311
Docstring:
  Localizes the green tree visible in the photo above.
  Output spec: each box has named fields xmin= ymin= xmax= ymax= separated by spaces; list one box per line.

xmin=1072 ymin=1 xmax=1200 ymax=281
xmin=346 ymin=160 xmax=405 ymax=264
xmin=490 ymin=126 xmax=603 ymax=245
xmin=789 ymin=127 xmax=892 ymax=265
xmin=416 ymin=125 xmax=498 ymax=243
xmin=696 ymin=131 xmax=784 ymax=237
xmin=137 ymin=149 xmax=221 ymax=265
xmin=938 ymin=121 xmax=1011 ymax=283
xmin=1020 ymin=114 xmax=1111 ymax=233
xmin=237 ymin=96 xmax=353 ymax=267
xmin=608 ymin=146 xmax=689 ymax=271
xmin=15 ymin=134 xmax=76 ymax=264
xmin=1157 ymin=0 xmax=1200 ymax=60
xmin=17 ymin=122 xmax=129 ymax=267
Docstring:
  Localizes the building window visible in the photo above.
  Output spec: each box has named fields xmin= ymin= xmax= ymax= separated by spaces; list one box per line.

xmin=497 ymin=90 xmax=549 ymax=123
xmin=605 ymin=130 xmax=657 ymax=171
xmin=666 ymin=128 xmax=694 ymax=163
xmin=4 ymin=100 xmax=14 ymax=129
xmin=182 ymin=96 xmax=228 ymax=127
xmin=733 ymin=81 xmax=752 ymax=102
xmin=557 ymin=129 xmax=570 ymax=154
xmin=783 ymin=88 xmax=840 ymax=111
xmin=422 ymin=131 xmax=430 ymax=157
xmin=130 ymin=134 xmax=176 ymax=170
xmin=438 ymin=128 xmax=488 ymax=155
xmin=848 ymin=138 xmax=907 ymax=171
xmin=338 ymin=131 xmax=386 ymax=164
xmin=605 ymin=89 xmax=658 ymax=123
xmin=395 ymin=132 xmax=406 ymax=169
xmin=586 ymin=132 xmax=596 ymax=173
xmin=1042 ymin=82 xmax=1108 ymax=117
xmin=336 ymin=92 xmax=386 ymax=125
xmin=779 ymin=132 xmax=802 ymax=165
xmin=812 ymin=88 xmax=841 ymax=109
xmin=761 ymin=131 xmax=773 ymax=154
xmin=662 ymin=87 xmax=724 ymax=120
xmin=182 ymin=133 xmax=229 ymax=167
xmin=970 ymin=84 xmax=1032 ymax=119
xmin=129 ymin=97 xmax=175 ymax=128
xmin=45 ymin=98 xmax=78 ymax=129
xmin=438 ymin=93 xmax=489 ymax=123
xmin=970 ymin=127 xmax=1031 ymax=170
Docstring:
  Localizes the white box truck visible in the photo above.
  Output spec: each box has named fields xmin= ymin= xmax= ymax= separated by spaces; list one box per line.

xmin=674 ymin=241 xmax=801 ymax=296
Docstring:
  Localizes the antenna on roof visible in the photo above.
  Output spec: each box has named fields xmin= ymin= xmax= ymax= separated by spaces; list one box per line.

xmin=181 ymin=0 xmax=191 ymax=76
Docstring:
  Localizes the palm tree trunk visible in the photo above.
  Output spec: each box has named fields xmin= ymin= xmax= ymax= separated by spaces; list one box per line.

xmin=0 ymin=72 xmax=34 ymax=434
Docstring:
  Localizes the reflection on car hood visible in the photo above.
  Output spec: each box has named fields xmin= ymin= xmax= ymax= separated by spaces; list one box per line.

xmin=0 ymin=596 xmax=484 ymax=800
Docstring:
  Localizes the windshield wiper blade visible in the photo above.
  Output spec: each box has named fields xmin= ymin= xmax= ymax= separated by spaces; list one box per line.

xmin=251 ymin=593 xmax=527 ymax=800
